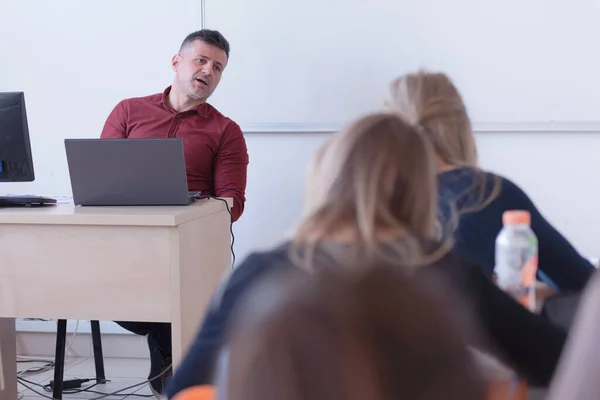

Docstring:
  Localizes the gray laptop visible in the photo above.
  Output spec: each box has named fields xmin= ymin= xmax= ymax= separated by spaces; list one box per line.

xmin=65 ymin=138 xmax=200 ymax=206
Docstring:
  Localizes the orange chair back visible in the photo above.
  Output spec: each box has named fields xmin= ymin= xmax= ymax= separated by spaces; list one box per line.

xmin=487 ymin=379 xmax=528 ymax=400
xmin=171 ymin=385 xmax=215 ymax=400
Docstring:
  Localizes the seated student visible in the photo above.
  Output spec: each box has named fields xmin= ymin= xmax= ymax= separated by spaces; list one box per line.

xmin=384 ymin=70 xmax=595 ymax=293
xmin=219 ymin=264 xmax=487 ymax=400
xmin=165 ymin=113 xmax=566 ymax=399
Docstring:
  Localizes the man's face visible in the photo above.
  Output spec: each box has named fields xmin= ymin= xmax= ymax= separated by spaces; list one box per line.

xmin=172 ymin=40 xmax=228 ymax=101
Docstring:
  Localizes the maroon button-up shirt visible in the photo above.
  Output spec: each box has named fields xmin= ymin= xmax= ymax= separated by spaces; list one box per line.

xmin=100 ymin=86 xmax=248 ymax=221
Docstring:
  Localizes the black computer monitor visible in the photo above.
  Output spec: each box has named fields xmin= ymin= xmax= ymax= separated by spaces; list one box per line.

xmin=0 ymin=91 xmax=35 ymax=182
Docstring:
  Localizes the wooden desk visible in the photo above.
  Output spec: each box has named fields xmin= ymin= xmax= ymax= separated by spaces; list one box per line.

xmin=0 ymin=199 xmax=232 ymax=400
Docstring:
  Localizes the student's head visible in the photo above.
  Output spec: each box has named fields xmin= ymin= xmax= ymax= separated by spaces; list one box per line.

xmin=221 ymin=265 xmax=485 ymax=400
xmin=172 ymin=29 xmax=230 ymax=101
xmin=293 ymin=113 xmax=438 ymax=262
xmin=384 ymin=70 xmax=478 ymax=169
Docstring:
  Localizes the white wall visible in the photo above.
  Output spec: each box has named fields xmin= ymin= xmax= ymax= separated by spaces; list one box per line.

xmin=206 ymin=0 xmax=600 ymax=127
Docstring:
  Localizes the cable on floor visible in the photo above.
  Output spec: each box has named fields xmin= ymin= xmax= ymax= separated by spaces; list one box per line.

xmin=17 ymin=362 xmax=171 ymax=400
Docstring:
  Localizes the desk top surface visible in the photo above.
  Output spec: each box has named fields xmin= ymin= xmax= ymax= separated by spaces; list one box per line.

xmin=0 ymin=198 xmax=232 ymax=226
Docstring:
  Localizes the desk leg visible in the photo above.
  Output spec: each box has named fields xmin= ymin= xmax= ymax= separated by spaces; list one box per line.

xmin=170 ymin=210 xmax=231 ymax=370
xmin=0 ymin=318 xmax=17 ymax=400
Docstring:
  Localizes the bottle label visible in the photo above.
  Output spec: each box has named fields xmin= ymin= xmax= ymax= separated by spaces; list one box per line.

xmin=518 ymin=253 xmax=538 ymax=309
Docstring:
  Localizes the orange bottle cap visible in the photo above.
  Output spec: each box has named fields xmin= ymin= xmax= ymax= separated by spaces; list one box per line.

xmin=502 ymin=210 xmax=531 ymax=225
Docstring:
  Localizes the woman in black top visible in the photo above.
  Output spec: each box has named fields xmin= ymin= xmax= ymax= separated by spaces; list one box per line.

xmin=165 ymin=113 xmax=566 ymax=399
xmin=384 ymin=70 xmax=594 ymax=292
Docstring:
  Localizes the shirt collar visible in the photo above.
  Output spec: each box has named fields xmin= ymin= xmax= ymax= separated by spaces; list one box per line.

xmin=160 ymin=86 xmax=208 ymax=117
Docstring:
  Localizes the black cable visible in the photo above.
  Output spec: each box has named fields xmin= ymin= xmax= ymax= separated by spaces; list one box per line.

xmin=193 ymin=195 xmax=236 ymax=268
xmin=64 ymin=388 xmax=152 ymax=398
xmin=16 ymin=378 xmax=54 ymax=399
xmin=43 ymin=381 xmax=100 ymax=395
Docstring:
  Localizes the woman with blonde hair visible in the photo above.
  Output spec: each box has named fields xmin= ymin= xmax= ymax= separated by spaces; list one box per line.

xmin=165 ymin=113 xmax=566 ymax=399
xmin=384 ymin=70 xmax=595 ymax=293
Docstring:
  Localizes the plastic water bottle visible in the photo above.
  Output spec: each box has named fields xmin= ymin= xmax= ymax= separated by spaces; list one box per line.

xmin=494 ymin=210 xmax=538 ymax=311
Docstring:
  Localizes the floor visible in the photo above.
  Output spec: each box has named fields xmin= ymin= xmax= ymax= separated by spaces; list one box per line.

xmin=16 ymin=356 xmax=154 ymax=399
xmin=15 ymin=355 xmax=548 ymax=400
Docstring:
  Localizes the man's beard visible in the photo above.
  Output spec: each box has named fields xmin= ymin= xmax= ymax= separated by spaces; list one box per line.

xmin=174 ymin=76 xmax=210 ymax=101
xmin=187 ymin=80 xmax=210 ymax=101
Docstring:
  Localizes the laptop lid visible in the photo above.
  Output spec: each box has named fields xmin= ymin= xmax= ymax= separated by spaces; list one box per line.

xmin=65 ymin=138 xmax=191 ymax=206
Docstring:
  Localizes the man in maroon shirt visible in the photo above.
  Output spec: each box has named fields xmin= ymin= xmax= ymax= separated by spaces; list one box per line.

xmin=102 ymin=29 xmax=248 ymax=397
xmin=100 ymin=30 xmax=247 ymax=221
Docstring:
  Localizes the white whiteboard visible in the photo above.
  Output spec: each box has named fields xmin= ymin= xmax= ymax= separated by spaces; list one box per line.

xmin=205 ymin=0 xmax=600 ymax=131
xmin=0 ymin=0 xmax=201 ymax=195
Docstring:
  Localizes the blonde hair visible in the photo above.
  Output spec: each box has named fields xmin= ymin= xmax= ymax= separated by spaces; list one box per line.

xmin=385 ymin=70 xmax=477 ymax=167
xmin=291 ymin=113 xmax=443 ymax=270
xmin=385 ymin=70 xmax=501 ymax=217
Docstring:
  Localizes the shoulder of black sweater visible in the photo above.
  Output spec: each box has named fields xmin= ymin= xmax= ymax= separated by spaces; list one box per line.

xmin=417 ymin=239 xmax=475 ymax=276
xmin=220 ymin=239 xmax=468 ymax=307
xmin=438 ymin=166 xmax=535 ymax=209
xmin=214 ymin=241 xmax=295 ymax=306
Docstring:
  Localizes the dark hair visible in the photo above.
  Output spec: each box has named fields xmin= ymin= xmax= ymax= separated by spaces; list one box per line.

xmin=180 ymin=29 xmax=230 ymax=58
xmin=220 ymin=265 xmax=485 ymax=400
